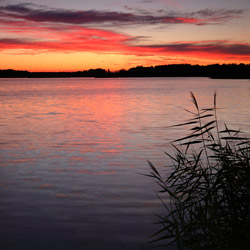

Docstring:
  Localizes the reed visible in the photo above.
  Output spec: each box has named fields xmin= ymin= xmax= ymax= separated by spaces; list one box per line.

xmin=148 ymin=92 xmax=250 ymax=249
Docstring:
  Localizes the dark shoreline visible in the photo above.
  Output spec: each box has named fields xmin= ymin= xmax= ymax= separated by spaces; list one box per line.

xmin=1 ymin=64 xmax=250 ymax=79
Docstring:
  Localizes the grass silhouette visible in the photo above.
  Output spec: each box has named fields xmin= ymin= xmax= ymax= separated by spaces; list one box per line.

xmin=148 ymin=92 xmax=250 ymax=249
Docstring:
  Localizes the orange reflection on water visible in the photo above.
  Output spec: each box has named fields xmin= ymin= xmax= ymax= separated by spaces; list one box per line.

xmin=0 ymin=79 xmax=134 ymax=173
xmin=77 ymin=169 xmax=116 ymax=175
xmin=22 ymin=177 xmax=42 ymax=182
xmin=38 ymin=183 xmax=54 ymax=189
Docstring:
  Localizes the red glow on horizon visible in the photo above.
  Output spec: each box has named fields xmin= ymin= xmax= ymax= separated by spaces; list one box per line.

xmin=0 ymin=2 xmax=249 ymax=72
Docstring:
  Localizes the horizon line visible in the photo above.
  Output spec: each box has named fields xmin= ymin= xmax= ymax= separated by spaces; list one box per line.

xmin=1 ymin=62 xmax=250 ymax=73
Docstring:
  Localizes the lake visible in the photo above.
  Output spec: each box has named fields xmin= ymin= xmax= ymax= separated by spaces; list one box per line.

xmin=0 ymin=77 xmax=250 ymax=249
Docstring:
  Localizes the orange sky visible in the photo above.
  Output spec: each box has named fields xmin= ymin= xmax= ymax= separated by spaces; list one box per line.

xmin=0 ymin=0 xmax=250 ymax=71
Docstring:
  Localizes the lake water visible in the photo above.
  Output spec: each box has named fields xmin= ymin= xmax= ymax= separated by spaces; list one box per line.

xmin=0 ymin=77 xmax=250 ymax=250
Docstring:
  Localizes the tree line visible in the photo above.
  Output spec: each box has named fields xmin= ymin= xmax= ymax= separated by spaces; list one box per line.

xmin=1 ymin=64 xmax=250 ymax=78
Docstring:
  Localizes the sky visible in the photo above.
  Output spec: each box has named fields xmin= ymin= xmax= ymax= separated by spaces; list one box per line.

xmin=0 ymin=0 xmax=250 ymax=72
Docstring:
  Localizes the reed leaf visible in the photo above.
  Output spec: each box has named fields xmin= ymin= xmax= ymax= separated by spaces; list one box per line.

xmin=172 ymin=121 xmax=198 ymax=127
xmin=220 ymin=136 xmax=247 ymax=140
xmin=148 ymin=92 xmax=250 ymax=250
xmin=190 ymin=91 xmax=198 ymax=110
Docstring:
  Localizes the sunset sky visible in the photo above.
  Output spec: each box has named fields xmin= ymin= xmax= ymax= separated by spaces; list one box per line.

xmin=0 ymin=0 xmax=250 ymax=71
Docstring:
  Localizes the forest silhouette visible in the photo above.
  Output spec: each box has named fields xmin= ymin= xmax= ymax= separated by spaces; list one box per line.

xmin=1 ymin=64 xmax=250 ymax=79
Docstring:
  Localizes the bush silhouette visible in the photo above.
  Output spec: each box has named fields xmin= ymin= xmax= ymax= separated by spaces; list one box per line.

xmin=148 ymin=92 xmax=250 ymax=249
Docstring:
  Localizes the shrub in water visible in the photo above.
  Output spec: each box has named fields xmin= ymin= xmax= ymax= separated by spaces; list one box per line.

xmin=148 ymin=92 xmax=250 ymax=249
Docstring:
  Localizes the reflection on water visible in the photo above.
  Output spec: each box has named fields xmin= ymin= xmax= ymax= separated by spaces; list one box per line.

xmin=0 ymin=77 xmax=250 ymax=249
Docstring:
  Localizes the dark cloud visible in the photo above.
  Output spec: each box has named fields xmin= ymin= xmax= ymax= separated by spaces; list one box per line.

xmin=0 ymin=38 xmax=31 ymax=45
xmin=0 ymin=3 xmax=134 ymax=24
xmin=0 ymin=3 xmax=245 ymax=26
xmin=194 ymin=9 xmax=244 ymax=17
xmin=1 ymin=2 xmax=34 ymax=13
xmin=189 ymin=8 xmax=245 ymax=24
xmin=138 ymin=41 xmax=250 ymax=56
xmin=218 ymin=44 xmax=250 ymax=55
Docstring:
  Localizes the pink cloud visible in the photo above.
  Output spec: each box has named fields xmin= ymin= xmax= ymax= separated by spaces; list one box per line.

xmin=1 ymin=33 xmax=250 ymax=62
xmin=0 ymin=3 xmax=248 ymax=63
